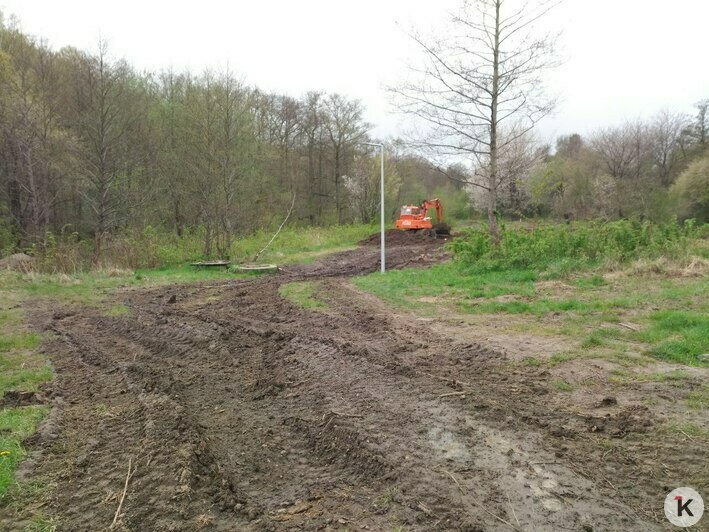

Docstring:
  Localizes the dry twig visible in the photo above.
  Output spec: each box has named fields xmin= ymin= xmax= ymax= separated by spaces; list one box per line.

xmin=111 ymin=457 xmax=136 ymax=528
xmin=438 ymin=390 xmax=471 ymax=398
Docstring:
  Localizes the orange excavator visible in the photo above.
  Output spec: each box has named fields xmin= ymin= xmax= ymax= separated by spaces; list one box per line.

xmin=395 ymin=198 xmax=450 ymax=235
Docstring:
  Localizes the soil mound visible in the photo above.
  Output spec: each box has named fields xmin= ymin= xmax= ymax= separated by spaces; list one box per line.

xmin=359 ymin=228 xmax=452 ymax=246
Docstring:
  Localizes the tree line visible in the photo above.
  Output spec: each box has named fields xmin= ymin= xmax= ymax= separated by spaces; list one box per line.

xmin=0 ymin=14 xmax=469 ymax=262
xmin=482 ymin=105 xmax=709 ymax=223
xmin=1 ymin=5 xmax=706 ymax=266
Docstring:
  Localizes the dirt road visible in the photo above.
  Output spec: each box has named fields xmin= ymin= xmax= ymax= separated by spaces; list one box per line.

xmin=2 ymin=239 xmax=700 ymax=530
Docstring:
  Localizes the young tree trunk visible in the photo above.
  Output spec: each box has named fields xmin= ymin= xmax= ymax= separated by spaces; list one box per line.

xmin=488 ymin=0 xmax=502 ymax=245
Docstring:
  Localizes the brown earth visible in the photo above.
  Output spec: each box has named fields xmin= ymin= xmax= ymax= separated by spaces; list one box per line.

xmin=358 ymin=229 xmax=452 ymax=247
xmin=0 ymin=239 xmax=704 ymax=531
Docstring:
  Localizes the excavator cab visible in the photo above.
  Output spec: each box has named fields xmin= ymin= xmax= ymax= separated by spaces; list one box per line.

xmin=396 ymin=205 xmax=429 ymax=230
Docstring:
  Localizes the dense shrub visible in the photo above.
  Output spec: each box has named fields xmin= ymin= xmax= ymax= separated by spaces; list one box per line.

xmin=450 ymin=219 xmax=702 ymax=271
xmin=672 ymin=155 xmax=709 ymax=223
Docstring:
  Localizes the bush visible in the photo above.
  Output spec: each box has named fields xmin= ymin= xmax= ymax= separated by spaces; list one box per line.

xmin=672 ymin=156 xmax=709 ymax=223
xmin=450 ymin=219 xmax=702 ymax=272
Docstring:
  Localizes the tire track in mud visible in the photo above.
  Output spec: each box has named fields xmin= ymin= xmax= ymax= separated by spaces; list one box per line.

xmin=1 ymin=241 xmax=678 ymax=530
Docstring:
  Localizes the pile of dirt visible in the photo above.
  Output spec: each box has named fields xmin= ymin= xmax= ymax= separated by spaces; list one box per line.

xmin=0 ymin=252 xmax=33 ymax=271
xmin=359 ymin=228 xmax=452 ymax=246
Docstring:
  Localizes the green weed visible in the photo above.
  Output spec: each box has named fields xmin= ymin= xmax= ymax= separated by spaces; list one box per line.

xmin=450 ymin=219 xmax=699 ymax=272
xmin=662 ymin=423 xmax=709 ymax=439
xmin=687 ymin=386 xmax=709 ymax=409
xmin=637 ymin=311 xmax=709 ymax=366
xmin=0 ymin=332 xmax=40 ymax=353
xmin=279 ymin=281 xmax=328 ymax=310
xmin=549 ymin=352 xmax=576 ymax=366
xmin=522 ymin=357 xmax=542 ymax=366
xmin=104 ymin=305 xmax=131 ymax=317
xmin=0 ymin=406 xmax=49 ymax=496
xmin=552 ymin=379 xmax=574 ymax=392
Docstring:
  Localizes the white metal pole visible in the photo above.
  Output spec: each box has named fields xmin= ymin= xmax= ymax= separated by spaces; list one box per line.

xmin=380 ymin=144 xmax=385 ymax=273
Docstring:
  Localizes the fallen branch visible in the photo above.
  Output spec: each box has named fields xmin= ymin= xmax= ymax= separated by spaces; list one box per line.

xmin=678 ymin=429 xmax=696 ymax=442
xmin=507 ymin=493 xmax=520 ymax=528
xmin=111 ymin=457 xmax=136 ymax=528
xmin=438 ymin=390 xmax=472 ymax=398
xmin=253 ymin=194 xmax=296 ymax=261
xmin=440 ymin=469 xmax=465 ymax=494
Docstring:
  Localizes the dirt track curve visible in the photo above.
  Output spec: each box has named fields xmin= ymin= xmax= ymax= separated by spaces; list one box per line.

xmin=2 ymin=238 xmax=699 ymax=531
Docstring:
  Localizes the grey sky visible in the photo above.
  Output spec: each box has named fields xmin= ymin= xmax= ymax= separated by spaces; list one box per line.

xmin=2 ymin=0 xmax=708 ymax=144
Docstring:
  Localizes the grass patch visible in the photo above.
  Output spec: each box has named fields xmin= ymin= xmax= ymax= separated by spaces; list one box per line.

xmin=638 ymin=311 xmax=709 ymax=366
xmin=279 ymin=281 xmax=327 ymax=310
xmin=662 ymin=422 xmax=709 ymax=439
xmin=0 ymin=405 xmax=48 ymax=497
xmin=609 ymin=369 xmax=694 ymax=385
xmin=229 ymin=224 xmax=377 ymax=265
xmin=687 ymin=385 xmax=709 ymax=409
xmin=549 ymin=352 xmax=576 ymax=366
xmin=104 ymin=304 xmax=131 ymax=317
xmin=25 ymin=513 xmax=58 ymax=532
xmin=0 ymin=332 xmax=41 ymax=353
xmin=354 ymin=263 xmax=536 ymax=314
xmin=356 ymin=221 xmax=707 ymax=367
xmin=552 ymin=379 xmax=574 ymax=392
xmin=0 ymin=365 xmax=52 ymax=398
xmin=522 ymin=357 xmax=542 ymax=367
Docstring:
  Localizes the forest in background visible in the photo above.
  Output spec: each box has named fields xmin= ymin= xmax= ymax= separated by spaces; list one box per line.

xmin=0 ymin=12 xmax=707 ymax=271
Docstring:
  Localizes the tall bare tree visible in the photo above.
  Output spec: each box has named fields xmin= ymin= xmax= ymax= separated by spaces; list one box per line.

xmin=693 ymin=99 xmax=707 ymax=146
xmin=393 ymin=0 xmax=558 ymax=243
xmin=323 ymin=94 xmax=369 ymax=224
xmin=649 ymin=110 xmax=688 ymax=186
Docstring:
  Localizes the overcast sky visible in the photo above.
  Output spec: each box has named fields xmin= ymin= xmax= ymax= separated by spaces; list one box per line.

xmin=2 ymin=0 xmax=708 ymax=144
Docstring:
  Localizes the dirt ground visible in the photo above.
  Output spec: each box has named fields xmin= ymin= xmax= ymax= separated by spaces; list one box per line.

xmin=1 ymin=239 xmax=705 ymax=531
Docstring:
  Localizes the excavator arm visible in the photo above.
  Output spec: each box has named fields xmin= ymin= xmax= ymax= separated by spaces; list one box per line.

xmin=421 ymin=199 xmax=442 ymax=223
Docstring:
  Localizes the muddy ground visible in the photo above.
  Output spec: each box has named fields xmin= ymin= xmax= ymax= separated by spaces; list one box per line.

xmin=1 ymin=239 xmax=705 ymax=531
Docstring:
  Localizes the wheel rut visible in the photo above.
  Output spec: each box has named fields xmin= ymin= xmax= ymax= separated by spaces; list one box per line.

xmin=1 ymin=242 xmax=676 ymax=530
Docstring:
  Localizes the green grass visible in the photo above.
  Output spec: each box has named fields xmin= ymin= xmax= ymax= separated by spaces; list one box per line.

xmin=229 ymin=223 xmax=377 ymax=265
xmin=25 ymin=513 xmax=57 ymax=532
xmin=522 ymin=357 xmax=542 ymax=366
xmin=355 ymin=225 xmax=708 ymax=367
xmin=610 ymin=369 xmax=695 ymax=385
xmin=637 ymin=311 xmax=709 ymax=366
xmin=687 ymin=385 xmax=709 ymax=409
xmin=0 ymin=332 xmax=40 ymax=352
xmin=662 ymin=422 xmax=709 ymax=439
xmin=549 ymin=352 xmax=577 ymax=366
xmin=104 ymin=304 xmax=131 ymax=317
xmin=0 ymin=406 xmax=48 ymax=497
xmin=450 ymin=219 xmax=701 ymax=271
xmin=552 ymin=379 xmax=574 ymax=392
xmin=278 ymin=281 xmax=328 ymax=310
xmin=354 ymin=263 xmax=536 ymax=313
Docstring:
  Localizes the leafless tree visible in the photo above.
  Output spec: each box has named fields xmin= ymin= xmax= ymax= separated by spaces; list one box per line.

xmin=693 ymin=99 xmax=707 ymax=146
xmin=648 ymin=110 xmax=689 ymax=186
xmin=393 ymin=0 xmax=559 ymax=243
xmin=591 ymin=121 xmax=649 ymax=181
xmin=323 ymin=94 xmax=369 ymax=223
